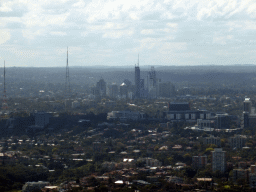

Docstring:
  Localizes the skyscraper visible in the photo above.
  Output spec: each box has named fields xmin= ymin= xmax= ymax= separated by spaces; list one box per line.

xmin=147 ymin=66 xmax=157 ymax=98
xmin=135 ymin=55 xmax=140 ymax=98
xmin=107 ymin=83 xmax=118 ymax=98
xmin=96 ymin=78 xmax=106 ymax=97
xmin=244 ymin=98 xmax=252 ymax=113
xmin=148 ymin=66 xmax=156 ymax=89
xmin=120 ymin=82 xmax=128 ymax=98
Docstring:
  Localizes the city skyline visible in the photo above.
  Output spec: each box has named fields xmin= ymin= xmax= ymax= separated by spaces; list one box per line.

xmin=1 ymin=0 xmax=256 ymax=67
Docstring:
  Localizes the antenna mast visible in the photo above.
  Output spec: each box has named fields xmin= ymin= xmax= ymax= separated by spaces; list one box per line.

xmin=138 ymin=54 xmax=139 ymax=67
xmin=2 ymin=60 xmax=8 ymax=110
xmin=65 ymin=47 xmax=70 ymax=98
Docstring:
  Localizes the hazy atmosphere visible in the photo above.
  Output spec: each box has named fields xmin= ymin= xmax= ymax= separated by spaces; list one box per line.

xmin=3 ymin=1 xmax=256 ymax=191
xmin=1 ymin=0 xmax=256 ymax=67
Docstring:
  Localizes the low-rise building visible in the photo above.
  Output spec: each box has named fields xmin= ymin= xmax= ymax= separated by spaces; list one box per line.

xmin=233 ymin=169 xmax=249 ymax=183
xmin=72 ymin=101 xmax=80 ymax=108
xmin=167 ymin=176 xmax=184 ymax=184
xmin=197 ymin=119 xmax=215 ymax=129
xmin=137 ymin=157 xmax=162 ymax=167
xmin=192 ymin=155 xmax=207 ymax=169
xmin=204 ymin=135 xmax=221 ymax=147
xmin=22 ymin=181 xmax=50 ymax=192
xmin=102 ymin=161 xmax=116 ymax=171
xmin=107 ymin=110 xmax=146 ymax=121
xmin=249 ymin=173 xmax=256 ymax=188
xmin=229 ymin=135 xmax=246 ymax=149
xmin=251 ymin=165 xmax=256 ymax=173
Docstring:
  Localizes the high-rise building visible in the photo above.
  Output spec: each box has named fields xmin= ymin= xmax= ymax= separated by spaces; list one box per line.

xmin=123 ymin=79 xmax=132 ymax=88
xmin=35 ymin=112 xmax=51 ymax=128
xmin=120 ymin=82 xmax=128 ymax=98
xmin=134 ymin=55 xmax=149 ymax=99
xmin=107 ymin=83 xmax=119 ymax=98
xmin=229 ymin=135 xmax=246 ymax=149
xmin=241 ymin=111 xmax=250 ymax=129
xmin=212 ymin=148 xmax=226 ymax=173
xmin=216 ymin=113 xmax=231 ymax=129
xmin=135 ymin=64 xmax=140 ymax=98
xmin=123 ymin=79 xmax=133 ymax=99
xmin=233 ymin=169 xmax=249 ymax=183
xmin=147 ymin=66 xmax=160 ymax=98
xmin=148 ymin=66 xmax=156 ymax=88
xmin=192 ymin=155 xmax=207 ymax=169
xmin=96 ymin=78 xmax=106 ymax=97
xmin=244 ymin=98 xmax=252 ymax=113
xmin=249 ymin=173 xmax=256 ymax=188
xmin=241 ymin=98 xmax=256 ymax=129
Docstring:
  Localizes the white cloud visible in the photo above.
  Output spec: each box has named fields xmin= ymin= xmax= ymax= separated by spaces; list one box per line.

xmin=141 ymin=29 xmax=155 ymax=35
xmin=22 ymin=29 xmax=46 ymax=40
xmin=1 ymin=0 xmax=256 ymax=66
xmin=166 ymin=23 xmax=178 ymax=28
xmin=50 ymin=31 xmax=67 ymax=36
xmin=0 ymin=29 xmax=11 ymax=44
xmin=103 ymin=30 xmax=134 ymax=39
xmin=5 ymin=46 xmax=40 ymax=59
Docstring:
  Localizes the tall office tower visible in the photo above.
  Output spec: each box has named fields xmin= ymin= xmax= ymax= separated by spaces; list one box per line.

xmin=135 ymin=55 xmax=140 ymax=98
xmin=108 ymin=83 xmax=118 ymax=98
xmin=212 ymin=148 xmax=226 ymax=173
xmin=120 ymin=82 xmax=128 ymax=98
xmin=147 ymin=66 xmax=157 ymax=98
xmin=96 ymin=78 xmax=106 ymax=97
xmin=244 ymin=98 xmax=252 ymax=113
xmin=123 ymin=79 xmax=133 ymax=99
xmin=148 ymin=66 xmax=156 ymax=88
xmin=123 ymin=79 xmax=132 ymax=88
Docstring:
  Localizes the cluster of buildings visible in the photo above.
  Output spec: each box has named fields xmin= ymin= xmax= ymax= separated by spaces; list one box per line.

xmin=192 ymin=148 xmax=226 ymax=173
xmin=6 ymin=111 xmax=52 ymax=131
xmin=192 ymin=148 xmax=256 ymax=188
xmin=203 ymin=134 xmax=247 ymax=149
xmin=90 ymin=60 xmax=175 ymax=99
xmin=163 ymin=102 xmax=238 ymax=130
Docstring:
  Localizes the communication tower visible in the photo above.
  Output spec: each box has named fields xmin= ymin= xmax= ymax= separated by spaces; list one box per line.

xmin=65 ymin=47 xmax=71 ymax=98
xmin=2 ymin=60 xmax=8 ymax=110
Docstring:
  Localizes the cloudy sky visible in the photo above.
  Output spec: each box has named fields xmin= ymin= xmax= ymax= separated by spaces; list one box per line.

xmin=0 ymin=0 xmax=256 ymax=67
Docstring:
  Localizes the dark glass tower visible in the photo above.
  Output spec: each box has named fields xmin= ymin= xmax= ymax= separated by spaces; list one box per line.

xmin=135 ymin=55 xmax=140 ymax=98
